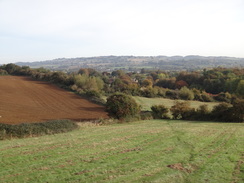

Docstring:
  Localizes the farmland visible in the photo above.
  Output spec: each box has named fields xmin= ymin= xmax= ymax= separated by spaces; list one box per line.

xmin=0 ymin=76 xmax=108 ymax=124
xmin=0 ymin=120 xmax=243 ymax=183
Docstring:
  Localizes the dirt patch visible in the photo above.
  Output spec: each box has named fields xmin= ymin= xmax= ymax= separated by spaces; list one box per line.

xmin=119 ymin=147 xmax=142 ymax=154
xmin=167 ymin=163 xmax=185 ymax=171
xmin=0 ymin=76 xmax=108 ymax=124
xmin=167 ymin=163 xmax=192 ymax=173
xmin=74 ymin=170 xmax=90 ymax=175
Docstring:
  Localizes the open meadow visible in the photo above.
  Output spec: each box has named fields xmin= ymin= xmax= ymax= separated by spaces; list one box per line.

xmin=0 ymin=76 xmax=108 ymax=124
xmin=0 ymin=120 xmax=243 ymax=183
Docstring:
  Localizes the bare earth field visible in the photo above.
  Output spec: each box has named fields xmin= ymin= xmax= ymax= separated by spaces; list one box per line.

xmin=0 ymin=76 xmax=108 ymax=124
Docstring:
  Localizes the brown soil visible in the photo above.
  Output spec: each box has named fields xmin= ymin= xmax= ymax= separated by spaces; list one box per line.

xmin=0 ymin=76 xmax=108 ymax=124
xmin=167 ymin=163 xmax=192 ymax=173
xmin=167 ymin=163 xmax=185 ymax=171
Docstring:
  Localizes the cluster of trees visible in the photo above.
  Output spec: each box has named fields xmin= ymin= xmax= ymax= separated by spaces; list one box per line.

xmin=139 ymin=68 xmax=243 ymax=98
xmin=0 ymin=64 xmax=105 ymax=99
xmin=105 ymin=93 xmax=243 ymax=122
xmin=151 ymin=100 xmax=244 ymax=122
xmin=1 ymin=64 xmax=243 ymax=101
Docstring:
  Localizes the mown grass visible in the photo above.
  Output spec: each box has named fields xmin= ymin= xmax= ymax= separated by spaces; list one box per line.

xmin=0 ymin=120 xmax=243 ymax=183
xmin=133 ymin=96 xmax=219 ymax=111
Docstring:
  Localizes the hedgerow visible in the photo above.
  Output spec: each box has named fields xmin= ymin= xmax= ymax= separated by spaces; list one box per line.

xmin=0 ymin=119 xmax=79 ymax=140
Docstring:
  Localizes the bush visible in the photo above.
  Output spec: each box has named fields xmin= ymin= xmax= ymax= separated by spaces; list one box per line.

xmin=192 ymin=88 xmax=203 ymax=101
xmin=214 ymin=92 xmax=232 ymax=103
xmin=0 ymin=120 xmax=79 ymax=140
xmin=194 ymin=104 xmax=211 ymax=120
xmin=140 ymin=87 xmax=158 ymax=98
xmin=228 ymin=100 xmax=244 ymax=122
xmin=179 ymin=86 xmax=194 ymax=100
xmin=151 ymin=105 xmax=170 ymax=119
xmin=85 ymin=90 xmax=101 ymax=98
xmin=201 ymin=92 xmax=214 ymax=102
xmin=170 ymin=102 xmax=195 ymax=120
xmin=211 ymin=103 xmax=232 ymax=122
xmin=166 ymin=90 xmax=179 ymax=99
xmin=197 ymin=104 xmax=210 ymax=115
xmin=0 ymin=69 xmax=8 ymax=75
xmin=156 ymin=87 xmax=167 ymax=97
xmin=106 ymin=93 xmax=141 ymax=120
xmin=140 ymin=111 xmax=153 ymax=120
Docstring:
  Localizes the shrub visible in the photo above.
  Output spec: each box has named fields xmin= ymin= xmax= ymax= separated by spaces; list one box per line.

xmin=179 ymin=86 xmax=194 ymax=100
xmin=201 ymin=92 xmax=214 ymax=102
xmin=170 ymin=102 xmax=195 ymax=120
xmin=192 ymin=88 xmax=203 ymax=101
xmin=197 ymin=104 xmax=210 ymax=115
xmin=166 ymin=90 xmax=179 ymax=99
xmin=106 ymin=93 xmax=141 ymax=120
xmin=140 ymin=111 xmax=153 ymax=120
xmin=236 ymin=80 xmax=244 ymax=96
xmin=142 ymin=79 xmax=153 ymax=87
xmin=229 ymin=100 xmax=244 ymax=122
xmin=194 ymin=104 xmax=211 ymax=120
xmin=0 ymin=120 xmax=79 ymax=140
xmin=155 ymin=87 xmax=167 ymax=97
xmin=211 ymin=103 xmax=232 ymax=122
xmin=85 ymin=90 xmax=101 ymax=98
xmin=0 ymin=69 xmax=8 ymax=75
xmin=151 ymin=105 xmax=170 ymax=119
xmin=214 ymin=92 xmax=232 ymax=103
xmin=140 ymin=87 xmax=158 ymax=98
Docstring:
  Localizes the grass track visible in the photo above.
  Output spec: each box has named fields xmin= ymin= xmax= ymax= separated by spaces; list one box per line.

xmin=0 ymin=120 xmax=243 ymax=183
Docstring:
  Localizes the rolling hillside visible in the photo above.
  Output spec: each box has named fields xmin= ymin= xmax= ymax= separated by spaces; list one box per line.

xmin=0 ymin=120 xmax=243 ymax=182
xmin=15 ymin=55 xmax=244 ymax=72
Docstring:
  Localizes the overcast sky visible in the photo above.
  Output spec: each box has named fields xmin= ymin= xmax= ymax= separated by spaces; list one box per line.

xmin=0 ymin=0 xmax=244 ymax=64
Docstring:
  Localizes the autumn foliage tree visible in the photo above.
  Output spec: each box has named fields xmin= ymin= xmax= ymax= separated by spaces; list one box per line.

xmin=170 ymin=102 xmax=195 ymax=120
xmin=179 ymin=86 xmax=194 ymax=100
xmin=106 ymin=93 xmax=141 ymax=120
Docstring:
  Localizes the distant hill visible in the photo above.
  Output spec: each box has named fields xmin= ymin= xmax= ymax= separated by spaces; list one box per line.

xmin=16 ymin=55 xmax=244 ymax=72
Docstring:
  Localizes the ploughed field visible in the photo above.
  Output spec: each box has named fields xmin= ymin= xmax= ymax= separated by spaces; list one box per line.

xmin=0 ymin=76 xmax=108 ymax=124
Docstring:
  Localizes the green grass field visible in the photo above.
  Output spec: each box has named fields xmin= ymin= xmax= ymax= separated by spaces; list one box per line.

xmin=1 ymin=120 xmax=243 ymax=183
xmin=133 ymin=96 xmax=219 ymax=111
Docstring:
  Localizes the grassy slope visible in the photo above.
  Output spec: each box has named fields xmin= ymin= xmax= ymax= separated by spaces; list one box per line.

xmin=0 ymin=120 xmax=243 ymax=183
xmin=133 ymin=96 xmax=219 ymax=111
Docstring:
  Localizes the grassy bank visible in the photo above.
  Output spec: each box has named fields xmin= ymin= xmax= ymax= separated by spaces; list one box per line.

xmin=0 ymin=120 xmax=243 ymax=182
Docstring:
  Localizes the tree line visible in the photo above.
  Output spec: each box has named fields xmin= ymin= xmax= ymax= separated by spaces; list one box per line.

xmin=0 ymin=63 xmax=243 ymax=101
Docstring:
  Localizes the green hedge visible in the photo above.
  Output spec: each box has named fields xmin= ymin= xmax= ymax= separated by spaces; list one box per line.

xmin=0 ymin=119 xmax=79 ymax=140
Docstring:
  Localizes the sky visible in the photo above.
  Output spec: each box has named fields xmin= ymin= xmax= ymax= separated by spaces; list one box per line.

xmin=0 ymin=0 xmax=244 ymax=64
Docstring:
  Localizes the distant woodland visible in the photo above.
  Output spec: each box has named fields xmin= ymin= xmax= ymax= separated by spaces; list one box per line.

xmin=15 ymin=55 xmax=244 ymax=72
